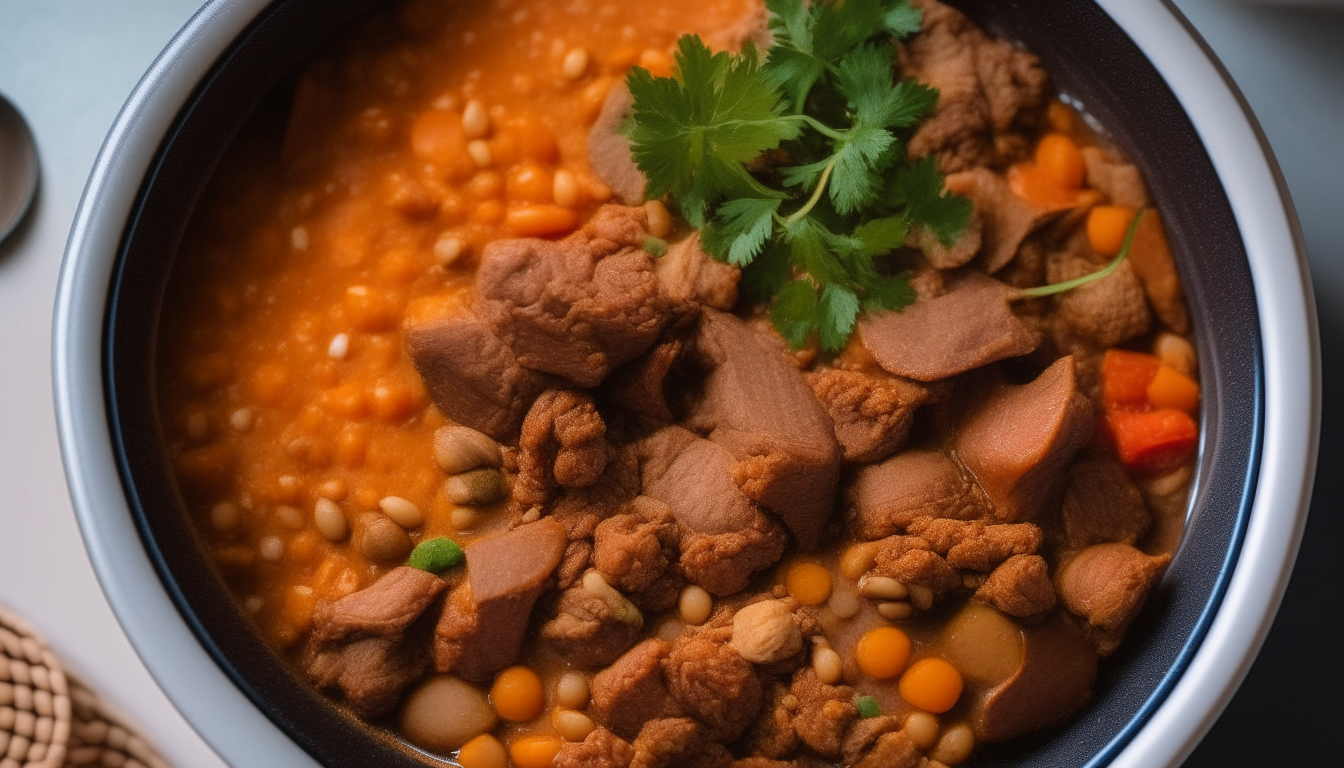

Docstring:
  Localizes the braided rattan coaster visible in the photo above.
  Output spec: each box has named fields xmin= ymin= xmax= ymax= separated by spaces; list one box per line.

xmin=0 ymin=605 xmax=168 ymax=768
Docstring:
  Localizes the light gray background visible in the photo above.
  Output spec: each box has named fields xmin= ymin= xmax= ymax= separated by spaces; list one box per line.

xmin=0 ymin=2 xmax=1338 ymax=766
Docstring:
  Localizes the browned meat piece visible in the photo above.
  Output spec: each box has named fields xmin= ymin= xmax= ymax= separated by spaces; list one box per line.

xmin=855 ymin=730 xmax=921 ymax=768
xmin=788 ymin=668 xmax=857 ymax=759
xmin=970 ymin=612 xmax=1098 ymax=741
xmin=904 ymin=0 xmax=1051 ymax=174
xmin=944 ymin=168 xmax=1068 ymax=273
xmin=1061 ymin=459 xmax=1152 ymax=549
xmin=556 ymin=727 xmax=635 ymax=768
xmin=858 ymin=272 xmax=1041 ymax=382
xmin=1082 ymin=146 xmax=1151 ymax=210
xmin=731 ymin=760 xmax=803 ymax=768
xmin=475 ymin=205 xmax=670 ymax=387
xmin=905 ymin=518 xmax=1043 ymax=571
xmin=303 ymin=566 xmax=447 ymax=717
xmin=511 ymin=389 xmax=613 ymax=519
xmin=630 ymin=718 xmax=712 ymax=768
xmin=840 ymin=715 xmax=903 ymax=766
xmin=593 ymin=639 xmax=684 ymax=740
xmin=541 ymin=579 xmax=645 ymax=668
xmin=805 ymin=369 xmax=929 ymax=463
xmin=588 ymin=82 xmax=646 ymax=206
xmin=916 ymin=207 xmax=984 ymax=270
xmin=558 ymin=539 xmax=593 ymax=590
xmin=847 ymin=450 xmax=988 ymax=540
xmin=639 ymin=426 xmax=786 ymax=595
xmin=662 ymin=631 xmax=763 ymax=741
xmin=404 ymin=304 xmax=549 ymax=442
xmin=955 ymin=356 xmax=1094 ymax=522
xmin=435 ymin=519 xmax=568 ymax=680
xmin=305 ymin=635 xmax=432 ymax=718
xmin=633 ymin=571 xmax=684 ymax=614
xmin=1127 ymin=210 xmax=1190 ymax=334
xmin=604 ymin=336 xmax=687 ymax=422
xmin=873 ymin=536 xmax=962 ymax=600
xmin=692 ymin=310 xmax=842 ymax=548
xmin=657 ymin=234 xmax=741 ymax=311
xmin=1056 ymin=543 xmax=1171 ymax=655
xmin=310 ymin=566 xmax=447 ymax=644
xmin=1047 ymin=236 xmax=1152 ymax=348
xmin=594 ymin=496 xmax=680 ymax=593
xmin=549 ymin=448 xmax=643 ymax=541
xmin=975 ymin=554 xmax=1056 ymax=617
xmin=742 ymin=682 xmax=799 ymax=759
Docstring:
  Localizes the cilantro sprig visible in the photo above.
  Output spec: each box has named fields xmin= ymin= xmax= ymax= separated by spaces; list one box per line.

xmin=626 ymin=0 xmax=971 ymax=352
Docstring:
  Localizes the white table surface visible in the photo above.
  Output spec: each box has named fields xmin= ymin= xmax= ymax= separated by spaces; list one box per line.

xmin=0 ymin=2 xmax=1338 ymax=767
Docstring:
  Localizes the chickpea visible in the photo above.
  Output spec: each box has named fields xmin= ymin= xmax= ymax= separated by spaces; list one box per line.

xmin=678 ymin=584 xmax=712 ymax=625
xmin=555 ymin=671 xmax=589 ymax=709
xmin=932 ymin=722 xmax=975 ymax=765
xmin=904 ymin=712 xmax=940 ymax=750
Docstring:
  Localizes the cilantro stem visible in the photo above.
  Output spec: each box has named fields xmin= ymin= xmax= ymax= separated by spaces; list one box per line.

xmin=799 ymin=115 xmax=849 ymax=141
xmin=1017 ymin=208 xmax=1145 ymax=299
xmin=783 ymin=158 xmax=838 ymax=225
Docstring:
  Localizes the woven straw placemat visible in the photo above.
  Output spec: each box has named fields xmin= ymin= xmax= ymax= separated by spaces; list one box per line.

xmin=0 ymin=605 xmax=169 ymax=768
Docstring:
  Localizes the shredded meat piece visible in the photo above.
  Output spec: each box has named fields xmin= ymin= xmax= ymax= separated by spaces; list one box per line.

xmin=556 ymin=727 xmax=635 ymax=768
xmin=1047 ymin=236 xmax=1152 ymax=348
xmin=975 ymin=554 xmax=1057 ymax=617
xmin=1056 ymin=543 xmax=1172 ymax=655
xmin=511 ymin=389 xmax=613 ymax=519
xmin=631 ymin=718 xmax=710 ymax=768
xmin=541 ymin=581 xmax=644 ymax=668
xmin=633 ymin=571 xmax=684 ymax=613
xmin=904 ymin=517 xmax=1043 ymax=571
xmin=1061 ymin=459 xmax=1152 ymax=549
xmin=854 ymin=730 xmax=921 ymax=768
xmin=1082 ymin=146 xmax=1151 ymax=210
xmin=662 ymin=631 xmax=763 ymax=741
xmin=788 ymin=668 xmax=857 ymax=759
xmin=594 ymin=496 xmax=681 ymax=593
xmin=840 ymin=715 xmax=903 ymax=766
xmin=657 ymin=233 xmax=741 ymax=311
xmin=310 ymin=567 xmax=447 ymax=644
xmin=304 ymin=635 xmax=433 ymax=719
xmin=873 ymin=536 xmax=962 ymax=600
xmin=557 ymin=539 xmax=593 ymax=590
xmin=805 ymin=369 xmax=929 ymax=463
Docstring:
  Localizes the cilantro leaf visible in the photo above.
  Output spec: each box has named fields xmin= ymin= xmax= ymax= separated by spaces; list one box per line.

xmin=770 ymin=279 xmax=821 ymax=348
xmin=863 ymin=274 xmax=917 ymax=312
xmin=853 ymin=216 xmax=909 ymax=257
xmin=818 ymin=284 xmax=861 ymax=351
xmin=627 ymin=36 xmax=801 ymax=226
xmin=701 ymin=197 xmax=782 ymax=266
xmin=892 ymin=156 xmax=974 ymax=246
xmin=884 ymin=1 xmax=924 ymax=38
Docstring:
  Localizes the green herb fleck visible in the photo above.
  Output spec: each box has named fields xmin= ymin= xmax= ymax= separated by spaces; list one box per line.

xmin=407 ymin=537 xmax=465 ymax=574
xmin=626 ymin=0 xmax=971 ymax=352
xmin=856 ymin=695 xmax=881 ymax=719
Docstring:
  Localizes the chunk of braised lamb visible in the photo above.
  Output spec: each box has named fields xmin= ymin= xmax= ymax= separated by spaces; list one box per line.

xmin=556 ymin=727 xmax=635 ymax=768
xmin=872 ymin=536 xmax=962 ymax=607
xmin=944 ymin=168 xmax=1068 ymax=273
xmin=1056 ymin=543 xmax=1171 ymax=655
xmin=604 ymin=334 xmax=690 ymax=422
xmin=474 ymin=205 xmax=671 ymax=387
xmin=657 ymin=233 xmax=741 ymax=311
xmin=859 ymin=273 xmax=1041 ymax=383
xmin=435 ymin=518 xmax=567 ymax=681
xmin=955 ymin=356 xmax=1094 ymax=522
xmin=633 ymin=571 xmax=684 ymax=613
xmin=594 ymin=496 xmax=680 ymax=593
xmin=1082 ymin=146 xmax=1151 ymax=210
xmin=903 ymin=0 xmax=1051 ymax=174
xmin=847 ymin=450 xmax=988 ymax=540
xmin=788 ymin=668 xmax=858 ymax=759
xmin=975 ymin=554 xmax=1057 ymax=617
xmin=743 ymin=681 xmax=800 ymax=760
xmin=310 ymin=566 xmax=447 ymax=644
xmin=1061 ymin=459 xmax=1152 ymax=549
xmin=541 ymin=577 xmax=644 ymax=668
xmin=1127 ymin=210 xmax=1191 ymax=334
xmin=639 ymin=426 xmax=787 ymax=595
xmin=904 ymin=517 xmax=1043 ymax=571
xmin=853 ymin=730 xmax=922 ymax=768
xmin=557 ymin=539 xmax=593 ymax=590
xmin=1047 ymin=236 xmax=1152 ymax=348
xmin=511 ymin=389 xmax=613 ymax=519
xmin=593 ymin=639 xmax=684 ymax=740
xmin=305 ymin=635 xmax=433 ymax=718
xmin=805 ymin=369 xmax=929 ymax=464
xmin=404 ymin=305 xmax=549 ymax=442
xmin=691 ymin=310 xmax=842 ymax=548
xmin=630 ymin=717 xmax=713 ymax=768
xmin=662 ymin=630 xmax=763 ymax=741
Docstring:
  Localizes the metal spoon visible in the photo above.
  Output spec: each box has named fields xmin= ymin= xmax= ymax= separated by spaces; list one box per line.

xmin=0 ymin=93 xmax=38 ymax=244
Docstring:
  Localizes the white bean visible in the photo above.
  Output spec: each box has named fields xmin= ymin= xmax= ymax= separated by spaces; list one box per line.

xmin=555 ymin=672 xmax=589 ymax=709
xmin=380 ymin=496 xmax=423 ymax=529
xmin=813 ymin=646 xmax=843 ymax=685
xmin=314 ymin=499 xmax=348 ymax=542
xmin=561 ymin=47 xmax=589 ymax=80
xmin=462 ymin=100 xmax=490 ymax=139
xmin=553 ymin=170 xmax=579 ymax=208
xmin=210 ymin=502 xmax=240 ymax=532
xmin=860 ymin=575 xmax=908 ymax=600
xmin=905 ymin=712 xmax=940 ymax=750
xmin=678 ymin=584 xmax=712 ymax=625
xmin=553 ymin=709 xmax=596 ymax=742
xmin=932 ymin=722 xmax=975 ymax=765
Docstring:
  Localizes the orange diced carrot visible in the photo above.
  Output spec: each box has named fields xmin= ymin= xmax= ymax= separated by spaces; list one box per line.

xmin=1106 ymin=409 xmax=1198 ymax=473
xmin=1101 ymin=349 xmax=1162 ymax=411
xmin=1147 ymin=364 xmax=1201 ymax=414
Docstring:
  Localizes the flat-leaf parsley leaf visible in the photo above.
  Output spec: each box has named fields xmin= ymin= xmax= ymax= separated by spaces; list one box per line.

xmin=626 ymin=0 xmax=973 ymax=352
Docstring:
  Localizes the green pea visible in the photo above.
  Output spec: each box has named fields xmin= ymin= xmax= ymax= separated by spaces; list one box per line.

xmin=408 ymin=537 xmax=465 ymax=574
xmin=855 ymin=695 xmax=880 ymax=719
